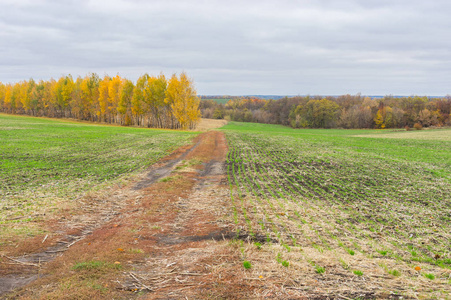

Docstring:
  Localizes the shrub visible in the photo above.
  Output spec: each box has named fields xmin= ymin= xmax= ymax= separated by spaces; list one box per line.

xmin=413 ymin=123 xmax=423 ymax=130
xmin=243 ymin=261 xmax=252 ymax=269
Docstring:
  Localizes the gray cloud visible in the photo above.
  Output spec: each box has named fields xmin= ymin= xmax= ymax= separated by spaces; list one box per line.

xmin=0 ymin=0 xmax=450 ymax=95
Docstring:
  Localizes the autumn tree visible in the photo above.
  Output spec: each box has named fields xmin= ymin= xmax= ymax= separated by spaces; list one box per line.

xmin=0 ymin=84 xmax=13 ymax=113
xmin=132 ymin=74 xmax=149 ymax=126
xmin=108 ymin=75 xmax=123 ymax=123
xmin=70 ymin=77 xmax=83 ymax=119
xmin=165 ymin=72 xmax=200 ymax=129
xmin=11 ymin=82 xmax=22 ymax=113
xmin=30 ymin=80 xmax=45 ymax=116
xmin=298 ymin=98 xmax=340 ymax=128
xmin=55 ymin=75 xmax=74 ymax=117
xmin=118 ymin=79 xmax=134 ymax=125
xmin=144 ymin=74 xmax=167 ymax=128
xmin=18 ymin=80 xmax=34 ymax=113
xmin=0 ymin=83 xmax=5 ymax=109
xmin=417 ymin=109 xmax=434 ymax=127
xmin=79 ymin=73 xmax=100 ymax=121
xmin=97 ymin=76 xmax=111 ymax=122
xmin=42 ymin=79 xmax=57 ymax=117
xmin=374 ymin=107 xmax=386 ymax=129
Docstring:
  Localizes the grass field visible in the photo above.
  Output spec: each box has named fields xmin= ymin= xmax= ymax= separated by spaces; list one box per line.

xmin=0 ymin=114 xmax=197 ymax=237
xmin=222 ymin=122 xmax=451 ymax=298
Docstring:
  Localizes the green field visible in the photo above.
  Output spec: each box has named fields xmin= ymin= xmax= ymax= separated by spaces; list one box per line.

xmin=222 ymin=122 xmax=451 ymax=297
xmin=0 ymin=114 xmax=197 ymax=234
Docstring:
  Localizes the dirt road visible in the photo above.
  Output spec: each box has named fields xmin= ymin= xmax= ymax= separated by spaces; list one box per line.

xmin=1 ymin=131 xmax=264 ymax=299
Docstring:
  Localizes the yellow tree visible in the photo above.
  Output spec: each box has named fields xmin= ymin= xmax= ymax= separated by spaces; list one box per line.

xmin=132 ymin=74 xmax=149 ymax=126
xmin=374 ymin=108 xmax=385 ymax=129
xmin=11 ymin=82 xmax=23 ymax=113
xmin=30 ymin=80 xmax=46 ymax=116
xmin=165 ymin=73 xmax=200 ymax=129
xmin=18 ymin=80 xmax=33 ymax=113
xmin=43 ymin=79 xmax=58 ymax=117
xmin=80 ymin=73 xmax=100 ymax=121
xmin=55 ymin=75 xmax=74 ymax=117
xmin=2 ymin=84 xmax=13 ymax=112
xmin=70 ymin=77 xmax=83 ymax=119
xmin=98 ymin=75 xmax=111 ymax=122
xmin=144 ymin=74 xmax=167 ymax=128
xmin=118 ymin=79 xmax=134 ymax=125
xmin=108 ymin=75 xmax=123 ymax=123
xmin=0 ymin=82 xmax=4 ymax=110
xmin=374 ymin=106 xmax=394 ymax=129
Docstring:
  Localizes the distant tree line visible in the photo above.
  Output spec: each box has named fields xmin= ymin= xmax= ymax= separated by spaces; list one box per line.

xmin=0 ymin=72 xmax=201 ymax=130
xmin=200 ymin=95 xmax=241 ymax=100
xmin=201 ymin=94 xmax=451 ymax=129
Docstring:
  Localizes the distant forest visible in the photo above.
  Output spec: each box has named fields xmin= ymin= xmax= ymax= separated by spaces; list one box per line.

xmin=200 ymin=95 xmax=451 ymax=129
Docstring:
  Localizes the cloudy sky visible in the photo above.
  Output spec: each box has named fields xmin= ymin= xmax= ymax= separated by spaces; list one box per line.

xmin=1 ymin=0 xmax=450 ymax=95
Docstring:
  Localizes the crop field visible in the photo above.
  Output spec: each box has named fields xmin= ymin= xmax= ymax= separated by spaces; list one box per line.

xmin=0 ymin=114 xmax=196 ymax=238
xmin=223 ymin=122 xmax=451 ymax=298
xmin=2 ymin=115 xmax=451 ymax=299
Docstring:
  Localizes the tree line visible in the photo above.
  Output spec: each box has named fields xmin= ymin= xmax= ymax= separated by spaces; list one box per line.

xmin=0 ymin=72 xmax=201 ymax=130
xmin=201 ymin=94 xmax=451 ymax=129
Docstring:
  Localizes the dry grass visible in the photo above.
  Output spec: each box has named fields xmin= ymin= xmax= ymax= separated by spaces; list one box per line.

xmin=231 ymin=194 xmax=451 ymax=299
xmin=194 ymin=118 xmax=228 ymax=131
xmin=355 ymin=127 xmax=451 ymax=141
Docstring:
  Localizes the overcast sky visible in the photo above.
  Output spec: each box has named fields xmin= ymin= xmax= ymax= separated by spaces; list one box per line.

xmin=1 ymin=0 xmax=450 ymax=95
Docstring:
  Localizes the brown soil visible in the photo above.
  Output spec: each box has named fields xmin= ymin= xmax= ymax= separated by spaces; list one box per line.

xmin=0 ymin=131 xmax=261 ymax=299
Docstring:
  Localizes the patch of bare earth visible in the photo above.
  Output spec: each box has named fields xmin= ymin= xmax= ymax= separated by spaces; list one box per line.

xmin=192 ymin=118 xmax=228 ymax=131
